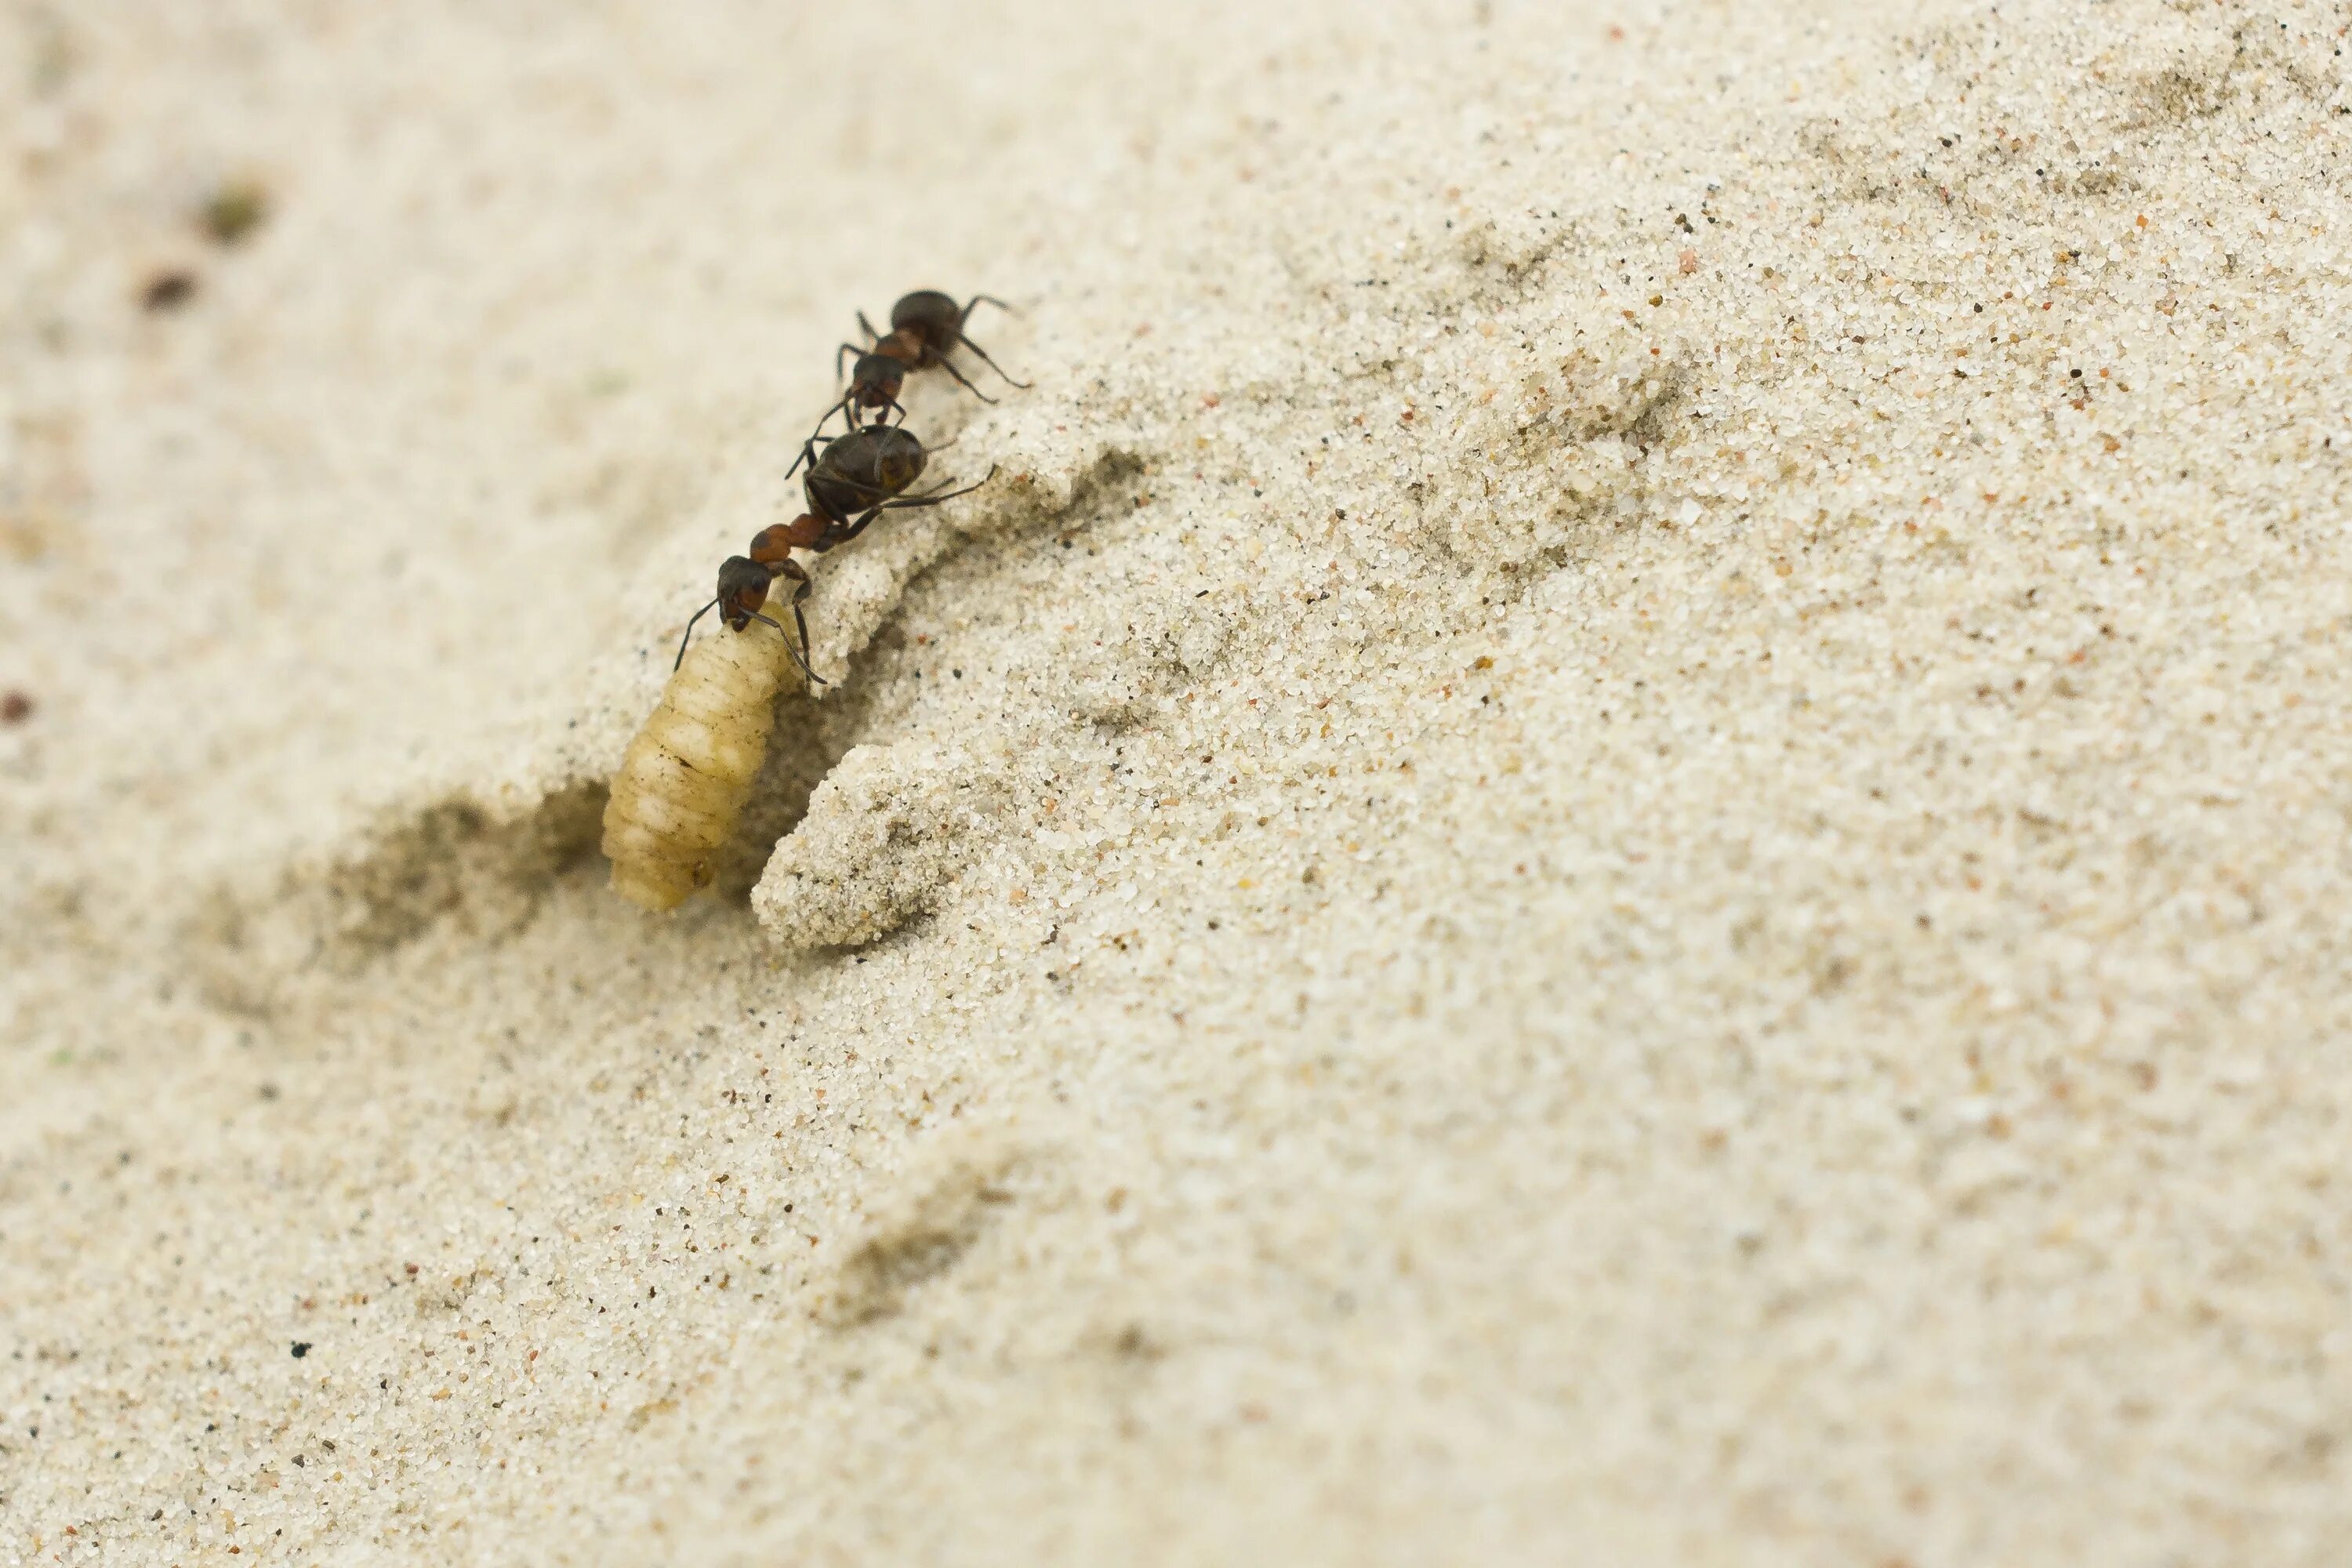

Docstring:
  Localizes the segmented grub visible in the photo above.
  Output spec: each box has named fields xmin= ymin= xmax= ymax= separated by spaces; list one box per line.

xmin=601 ymin=620 xmax=794 ymax=910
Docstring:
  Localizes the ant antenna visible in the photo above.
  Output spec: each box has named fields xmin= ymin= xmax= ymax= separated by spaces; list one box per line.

xmin=673 ymin=596 xmax=721 ymax=671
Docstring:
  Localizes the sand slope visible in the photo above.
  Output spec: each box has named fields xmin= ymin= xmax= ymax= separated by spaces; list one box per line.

xmin=5 ymin=1 xmax=2351 ymax=1563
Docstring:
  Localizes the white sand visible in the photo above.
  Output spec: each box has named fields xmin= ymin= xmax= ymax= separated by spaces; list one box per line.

xmin=5 ymin=0 xmax=2350 ymax=1561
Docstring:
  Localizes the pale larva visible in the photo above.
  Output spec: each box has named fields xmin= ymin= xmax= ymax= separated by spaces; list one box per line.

xmin=601 ymin=584 xmax=800 ymax=912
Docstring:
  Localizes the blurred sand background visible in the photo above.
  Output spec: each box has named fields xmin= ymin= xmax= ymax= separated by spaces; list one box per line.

xmin=4 ymin=0 xmax=2350 ymax=1562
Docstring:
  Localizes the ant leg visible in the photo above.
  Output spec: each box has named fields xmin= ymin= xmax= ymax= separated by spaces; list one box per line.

xmin=830 ymin=503 xmax=887 ymax=547
xmin=746 ymin=611 xmax=825 ymax=687
xmin=785 ymin=434 xmax=826 ymax=480
xmin=835 ymin=464 xmax=1000 ymax=543
xmin=897 ymin=458 xmax=987 ymax=500
xmin=770 ymin=559 xmax=824 ymax=684
xmin=953 ymin=332 xmax=1031 ymax=390
xmin=835 ymin=341 xmax=870 ymax=380
xmin=959 ymin=294 xmax=1021 ymax=328
xmin=855 ymin=310 xmax=883 ymax=347
xmin=905 ymin=463 xmax=996 ymax=506
xmin=931 ymin=355 xmax=1000 ymax=405
xmin=672 ymin=596 xmax=721 ymax=672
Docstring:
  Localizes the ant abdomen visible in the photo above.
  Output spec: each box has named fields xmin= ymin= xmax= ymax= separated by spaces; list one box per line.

xmin=889 ymin=289 xmax=966 ymax=345
xmin=601 ymin=619 xmax=795 ymax=911
xmin=811 ymin=426 xmax=928 ymax=518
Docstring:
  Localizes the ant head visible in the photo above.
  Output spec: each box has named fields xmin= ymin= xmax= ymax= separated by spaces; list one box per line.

xmin=714 ymin=556 xmax=773 ymax=630
xmin=849 ymin=352 xmax=906 ymax=404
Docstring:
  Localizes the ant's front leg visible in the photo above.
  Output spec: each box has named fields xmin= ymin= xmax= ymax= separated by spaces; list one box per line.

xmin=930 ymin=354 xmax=1000 ymax=404
xmin=830 ymin=503 xmax=887 ymax=549
xmin=831 ymin=465 xmax=998 ymax=547
xmin=770 ymin=558 xmax=823 ymax=684
xmin=785 ymin=434 xmax=826 ymax=480
xmin=953 ymin=331 xmax=1031 ymax=390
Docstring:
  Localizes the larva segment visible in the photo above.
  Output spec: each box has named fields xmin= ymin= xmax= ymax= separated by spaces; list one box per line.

xmin=602 ymin=621 xmax=795 ymax=911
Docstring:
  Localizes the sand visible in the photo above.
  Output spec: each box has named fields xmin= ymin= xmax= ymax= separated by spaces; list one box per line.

xmin=5 ymin=0 xmax=2350 ymax=1561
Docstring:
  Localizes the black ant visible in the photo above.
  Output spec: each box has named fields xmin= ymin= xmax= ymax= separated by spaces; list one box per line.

xmin=843 ymin=290 xmax=1030 ymax=410
xmin=678 ymin=424 xmax=995 ymax=675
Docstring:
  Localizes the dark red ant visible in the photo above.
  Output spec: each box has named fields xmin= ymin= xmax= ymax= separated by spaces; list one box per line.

xmin=672 ymin=554 xmax=822 ymax=684
xmin=844 ymin=290 xmax=1030 ymax=409
xmin=677 ymin=424 xmax=996 ymax=675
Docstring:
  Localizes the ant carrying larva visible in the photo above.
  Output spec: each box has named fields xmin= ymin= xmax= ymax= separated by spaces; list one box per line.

xmin=603 ymin=419 xmax=999 ymax=912
xmin=604 ymin=288 xmax=1018 ymax=912
xmin=601 ymin=543 xmax=831 ymax=911
xmin=670 ymin=555 xmax=821 ymax=679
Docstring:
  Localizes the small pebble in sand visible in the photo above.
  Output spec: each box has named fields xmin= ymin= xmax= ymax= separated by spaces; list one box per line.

xmin=140 ymin=269 xmax=198 ymax=312
xmin=198 ymin=177 xmax=270 ymax=246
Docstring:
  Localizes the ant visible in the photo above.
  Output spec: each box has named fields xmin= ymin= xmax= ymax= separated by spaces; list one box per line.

xmin=678 ymin=424 xmax=996 ymax=676
xmin=841 ymin=290 xmax=1030 ymax=412
xmin=672 ymin=554 xmax=823 ymax=684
